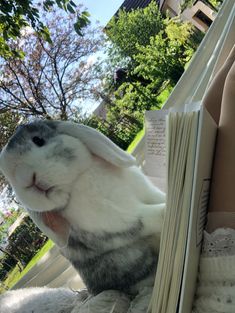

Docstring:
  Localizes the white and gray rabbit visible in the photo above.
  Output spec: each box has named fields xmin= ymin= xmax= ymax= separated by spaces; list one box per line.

xmin=0 ymin=120 xmax=165 ymax=295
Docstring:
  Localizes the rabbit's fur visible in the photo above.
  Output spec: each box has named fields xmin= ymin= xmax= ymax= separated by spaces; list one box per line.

xmin=0 ymin=286 xmax=152 ymax=313
xmin=0 ymin=287 xmax=131 ymax=313
xmin=0 ymin=121 xmax=165 ymax=295
xmin=0 ymin=287 xmax=82 ymax=313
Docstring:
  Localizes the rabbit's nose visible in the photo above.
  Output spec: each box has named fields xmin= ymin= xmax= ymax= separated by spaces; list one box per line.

xmin=31 ymin=172 xmax=51 ymax=193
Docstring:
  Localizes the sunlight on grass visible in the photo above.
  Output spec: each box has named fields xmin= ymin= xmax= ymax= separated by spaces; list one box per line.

xmin=19 ymin=240 xmax=54 ymax=278
xmin=157 ymin=86 xmax=173 ymax=106
xmin=127 ymin=129 xmax=145 ymax=153
xmin=0 ymin=240 xmax=54 ymax=293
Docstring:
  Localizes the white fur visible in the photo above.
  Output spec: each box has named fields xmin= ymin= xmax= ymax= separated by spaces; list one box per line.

xmin=56 ymin=122 xmax=137 ymax=168
xmin=0 ymin=121 xmax=165 ymax=248
xmin=0 ymin=287 xmax=80 ymax=313
xmin=0 ymin=287 xmax=133 ymax=313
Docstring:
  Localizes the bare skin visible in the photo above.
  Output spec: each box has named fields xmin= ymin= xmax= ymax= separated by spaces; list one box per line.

xmin=203 ymin=45 xmax=235 ymax=213
xmin=42 ymin=211 xmax=70 ymax=240
xmin=203 ymin=46 xmax=235 ymax=125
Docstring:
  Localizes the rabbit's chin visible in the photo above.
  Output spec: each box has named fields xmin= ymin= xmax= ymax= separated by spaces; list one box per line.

xmin=15 ymin=185 xmax=71 ymax=213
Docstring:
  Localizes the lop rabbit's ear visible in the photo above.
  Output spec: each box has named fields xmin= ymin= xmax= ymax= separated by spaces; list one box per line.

xmin=56 ymin=122 xmax=137 ymax=168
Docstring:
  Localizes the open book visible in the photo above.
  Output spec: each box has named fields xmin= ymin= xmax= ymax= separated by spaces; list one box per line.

xmin=144 ymin=104 xmax=217 ymax=313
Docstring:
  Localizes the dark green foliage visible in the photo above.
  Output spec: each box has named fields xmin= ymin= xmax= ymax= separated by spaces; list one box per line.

xmin=0 ymin=0 xmax=90 ymax=57
xmin=0 ymin=256 xmax=17 ymax=281
xmin=0 ymin=111 xmax=22 ymax=149
xmin=0 ymin=215 xmax=47 ymax=280
xmin=134 ymin=18 xmax=198 ymax=86
xmin=8 ymin=216 xmax=47 ymax=263
xmin=106 ymin=1 xmax=164 ymax=59
xmin=84 ymin=113 xmax=142 ymax=150
xmin=94 ymin=2 xmax=205 ymax=150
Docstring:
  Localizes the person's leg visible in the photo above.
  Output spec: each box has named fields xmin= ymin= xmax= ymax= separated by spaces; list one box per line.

xmin=207 ymin=58 xmax=235 ymax=214
xmin=193 ymin=48 xmax=235 ymax=313
xmin=203 ymin=45 xmax=235 ymax=124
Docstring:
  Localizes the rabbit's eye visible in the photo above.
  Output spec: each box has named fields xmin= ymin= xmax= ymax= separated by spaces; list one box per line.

xmin=32 ymin=136 xmax=45 ymax=147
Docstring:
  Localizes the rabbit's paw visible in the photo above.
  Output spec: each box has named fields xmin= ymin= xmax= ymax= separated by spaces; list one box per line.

xmin=72 ymin=290 xmax=131 ymax=313
xmin=48 ymin=188 xmax=70 ymax=209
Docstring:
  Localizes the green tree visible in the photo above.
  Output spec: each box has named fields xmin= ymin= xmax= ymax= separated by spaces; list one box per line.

xmin=0 ymin=111 xmax=22 ymax=148
xmin=0 ymin=10 xmax=103 ymax=120
xmin=0 ymin=0 xmax=90 ymax=58
xmin=0 ymin=111 xmax=22 ymax=197
xmin=134 ymin=18 xmax=197 ymax=87
xmin=103 ymin=1 xmax=202 ymax=102
xmin=105 ymin=0 xmax=164 ymax=61
xmin=93 ymin=2 xmax=204 ymax=149
xmin=0 ymin=214 xmax=47 ymax=280
xmin=7 ymin=215 xmax=48 ymax=265
xmin=101 ymin=18 xmax=202 ymax=133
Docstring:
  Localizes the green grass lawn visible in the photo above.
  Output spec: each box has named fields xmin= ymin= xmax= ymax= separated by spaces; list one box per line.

xmin=157 ymin=86 xmax=172 ymax=106
xmin=0 ymin=239 xmax=54 ymax=293
xmin=127 ymin=128 xmax=145 ymax=153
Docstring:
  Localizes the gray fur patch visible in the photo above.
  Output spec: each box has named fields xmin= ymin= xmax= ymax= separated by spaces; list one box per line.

xmin=6 ymin=121 xmax=57 ymax=152
xmin=71 ymin=240 xmax=157 ymax=295
xmin=68 ymin=220 xmax=143 ymax=255
xmin=62 ymin=221 xmax=157 ymax=295
xmin=49 ymin=145 xmax=76 ymax=162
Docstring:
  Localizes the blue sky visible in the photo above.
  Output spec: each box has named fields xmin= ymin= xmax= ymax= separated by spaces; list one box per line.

xmin=81 ymin=0 xmax=124 ymax=26
xmin=77 ymin=1 xmax=125 ymax=114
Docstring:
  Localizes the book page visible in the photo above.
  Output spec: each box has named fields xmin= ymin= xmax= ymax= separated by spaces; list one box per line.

xmin=150 ymin=110 xmax=199 ymax=313
xmin=179 ymin=107 xmax=217 ymax=313
xmin=196 ymin=179 xmax=211 ymax=245
xmin=144 ymin=110 xmax=168 ymax=192
xmin=166 ymin=112 xmax=199 ymax=313
xmin=148 ymin=106 xmax=217 ymax=313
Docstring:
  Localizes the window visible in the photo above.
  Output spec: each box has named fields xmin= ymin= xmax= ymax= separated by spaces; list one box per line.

xmin=194 ymin=10 xmax=213 ymax=27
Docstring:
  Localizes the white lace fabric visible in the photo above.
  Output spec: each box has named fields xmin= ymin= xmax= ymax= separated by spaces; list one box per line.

xmin=192 ymin=227 xmax=235 ymax=313
xmin=202 ymin=228 xmax=235 ymax=257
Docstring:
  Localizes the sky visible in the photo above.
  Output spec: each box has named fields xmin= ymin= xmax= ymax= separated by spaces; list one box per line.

xmin=81 ymin=0 xmax=124 ymax=26
xmin=77 ymin=1 xmax=125 ymax=113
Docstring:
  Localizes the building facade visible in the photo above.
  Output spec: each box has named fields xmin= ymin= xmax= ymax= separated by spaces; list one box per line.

xmin=159 ymin=0 xmax=216 ymax=32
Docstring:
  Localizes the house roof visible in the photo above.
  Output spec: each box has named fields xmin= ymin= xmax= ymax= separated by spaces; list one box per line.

xmin=118 ymin=0 xmax=159 ymax=12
